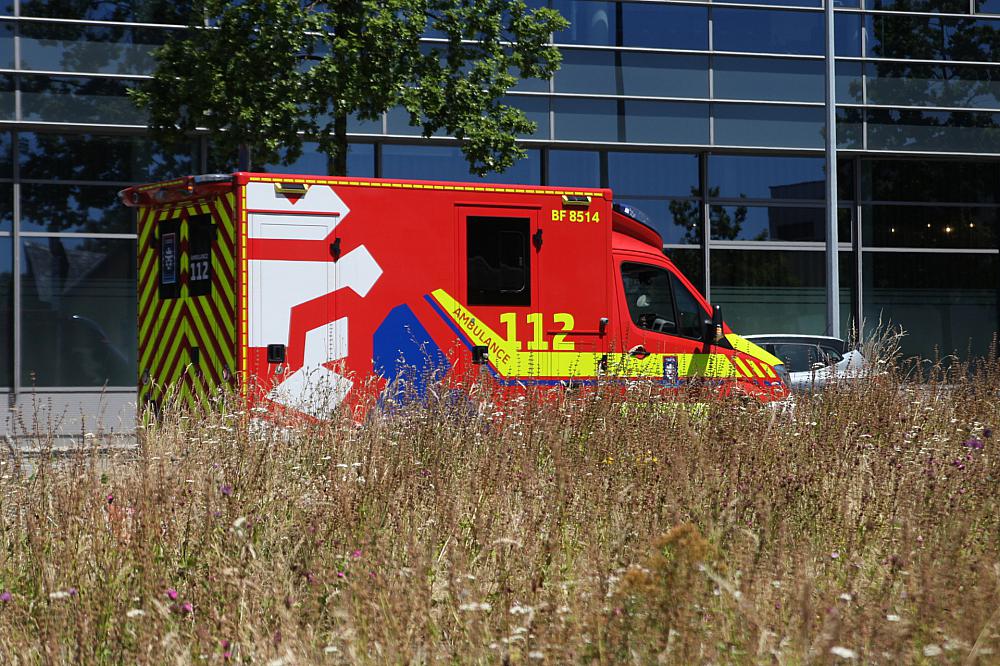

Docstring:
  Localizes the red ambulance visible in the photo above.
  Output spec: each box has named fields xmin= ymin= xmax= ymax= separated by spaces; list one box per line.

xmin=121 ymin=173 xmax=788 ymax=417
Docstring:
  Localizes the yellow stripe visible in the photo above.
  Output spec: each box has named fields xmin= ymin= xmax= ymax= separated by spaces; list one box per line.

xmin=762 ymin=364 xmax=777 ymax=378
xmin=744 ymin=359 xmax=766 ymax=378
xmin=241 ymin=186 xmax=248 ymax=383
xmin=430 ymin=289 xmax=739 ymax=380
xmin=188 ymin=301 xmax=222 ymax=370
xmin=732 ymin=357 xmax=751 ymax=378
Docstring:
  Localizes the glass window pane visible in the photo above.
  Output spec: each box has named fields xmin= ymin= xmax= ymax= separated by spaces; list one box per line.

xmin=503 ymin=95 xmax=550 ymax=140
xmin=0 ymin=74 xmax=12 ymax=120
xmin=709 ymin=205 xmax=851 ymax=241
xmin=608 ymin=152 xmax=700 ymax=197
xmin=19 ymin=133 xmax=197 ymax=183
xmin=20 ymin=185 xmax=133 ymax=233
xmin=21 ymin=237 xmax=137 ymax=387
xmin=554 ymin=97 xmax=619 ymax=142
xmin=862 ymin=204 xmax=999 ymax=249
xmin=717 ymin=0 xmax=821 ymax=6
xmin=620 ymin=3 xmax=708 ymax=50
xmin=20 ymin=0 xmax=192 ymax=23
xmin=621 ymin=53 xmax=708 ymax=99
xmin=552 ymin=1 xmax=708 ymax=49
xmin=0 ymin=131 xmax=9 ymax=179
xmin=860 ymin=159 xmax=1000 ymax=203
xmin=548 ymin=150 xmax=600 ymax=187
xmin=19 ymin=24 xmax=173 ymax=76
xmin=862 ymin=252 xmax=998 ymax=359
xmin=714 ymin=9 xmax=824 ymax=56
xmin=556 ymin=50 xmax=709 ymax=98
xmin=381 ymin=145 xmax=541 ymax=184
xmin=21 ymin=75 xmax=147 ymax=125
xmin=714 ymin=57 xmax=823 ymax=103
xmin=624 ymin=101 xmax=709 ymax=144
xmin=978 ymin=0 xmax=1000 ymax=13
xmin=0 ymin=184 xmax=11 ymax=232
xmin=835 ymin=13 xmax=862 ymax=56
xmin=711 ymin=249 xmax=826 ymax=334
xmin=866 ymin=63 xmax=1000 ymax=109
xmin=621 ymin=262 xmax=678 ymax=333
xmin=714 ymin=104 xmax=824 ymax=149
xmin=867 ymin=0 xmax=969 ymax=11
xmin=867 ymin=108 xmax=1000 ymax=153
xmin=866 ymin=15 xmax=1000 ymax=61
xmin=258 ymin=142 xmax=375 ymax=177
xmin=710 ymin=155 xmax=825 ymax=199
xmin=836 ymin=61 xmax=864 ymax=104
xmin=837 ymin=106 xmax=864 ymax=149
xmin=0 ymin=20 xmax=11 ymax=68
xmin=667 ymin=248 xmax=705 ymax=293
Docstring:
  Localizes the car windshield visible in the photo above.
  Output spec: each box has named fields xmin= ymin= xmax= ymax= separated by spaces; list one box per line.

xmin=771 ymin=343 xmax=843 ymax=373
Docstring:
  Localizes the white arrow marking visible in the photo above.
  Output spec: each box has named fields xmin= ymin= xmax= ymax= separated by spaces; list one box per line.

xmin=268 ymin=318 xmax=354 ymax=416
xmin=247 ymin=183 xmax=351 ymax=218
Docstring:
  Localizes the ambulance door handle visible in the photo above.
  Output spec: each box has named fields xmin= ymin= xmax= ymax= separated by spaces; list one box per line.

xmin=628 ymin=345 xmax=649 ymax=360
xmin=532 ymin=229 xmax=543 ymax=250
xmin=330 ymin=237 xmax=342 ymax=261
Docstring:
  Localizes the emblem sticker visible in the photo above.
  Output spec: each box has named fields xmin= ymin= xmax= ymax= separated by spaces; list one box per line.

xmin=663 ymin=355 xmax=678 ymax=384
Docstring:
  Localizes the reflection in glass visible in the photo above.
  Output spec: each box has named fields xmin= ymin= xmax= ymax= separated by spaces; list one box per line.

xmin=553 ymin=97 xmax=618 ymax=141
xmin=20 ymin=75 xmax=147 ymax=125
xmin=19 ymin=133 xmax=197 ymax=183
xmin=258 ymin=143 xmax=374 ymax=177
xmin=709 ymin=205 xmax=852 ymax=241
xmin=860 ymin=159 xmax=1000 ymax=204
xmin=837 ymin=106 xmax=864 ymax=149
xmin=552 ymin=1 xmax=708 ymax=49
xmin=503 ymin=95 xmax=550 ymax=140
xmin=19 ymin=24 xmax=173 ymax=76
xmin=711 ymin=250 xmax=827 ymax=334
xmin=714 ymin=9 xmax=823 ymax=56
xmin=608 ymin=152 xmax=699 ymax=198
xmin=867 ymin=0 xmax=969 ymax=12
xmin=979 ymin=0 xmax=1000 ymax=13
xmin=0 ymin=74 xmax=12 ymax=120
xmin=0 ymin=21 xmax=11 ymax=68
xmin=20 ymin=185 xmax=133 ymax=234
xmin=381 ymin=145 xmax=541 ymax=184
xmin=548 ymin=150 xmax=600 ymax=187
xmin=835 ymin=13 xmax=862 ymax=56
xmin=624 ymin=101 xmax=709 ymax=144
xmin=866 ymin=15 xmax=1000 ymax=61
xmin=0 ymin=131 xmax=9 ymax=179
xmin=666 ymin=248 xmax=704 ymax=294
xmin=862 ymin=205 xmax=999 ymax=248
xmin=20 ymin=0 xmax=191 ymax=23
xmin=0 ymin=239 xmax=10 ymax=386
xmin=865 ymin=63 xmax=1000 ymax=110
xmin=709 ymin=155 xmax=855 ymax=200
xmin=555 ymin=50 xmax=709 ymax=99
xmin=0 ymin=184 xmax=11 ymax=232
xmin=617 ymin=198 xmax=702 ymax=244
xmin=862 ymin=252 xmax=998 ymax=359
xmin=714 ymin=57 xmax=822 ymax=103
xmin=20 ymin=237 xmax=137 ymax=387
xmin=867 ymin=108 xmax=1000 ymax=153
xmin=716 ymin=0 xmax=820 ymax=7
xmin=714 ymin=104 xmax=824 ymax=149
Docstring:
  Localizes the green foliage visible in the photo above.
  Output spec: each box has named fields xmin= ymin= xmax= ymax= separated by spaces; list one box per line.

xmin=129 ymin=0 xmax=567 ymax=175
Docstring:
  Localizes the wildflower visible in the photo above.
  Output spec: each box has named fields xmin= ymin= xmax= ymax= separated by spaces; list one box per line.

xmin=0 ymin=591 xmax=11 ymax=602
xmin=458 ymin=602 xmax=492 ymax=611
xmin=49 ymin=591 xmax=71 ymax=600
xmin=351 ymin=549 xmax=362 ymax=559
xmin=963 ymin=438 xmax=984 ymax=450
xmin=68 ymin=587 xmax=77 ymax=597
xmin=923 ymin=644 xmax=943 ymax=657
xmin=528 ymin=651 xmax=545 ymax=660
xmin=830 ymin=646 xmax=857 ymax=659
xmin=220 ymin=484 xmax=233 ymax=497
xmin=886 ymin=614 xmax=901 ymax=622
xmin=337 ymin=571 xmax=346 ymax=578
xmin=166 ymin=588 xmax=179 ymax=601
xmin=107 ymin=494 xmax=114 ymax=504
xmin=181 ymin=602 xmax=193 ymax=613
xmin=839 ymin=593 xmax=852 ymax=602
xmin=830 ymin=551 xmax=840 ymax=559
xmin=126 ymin=609 xmax=145 ymax=618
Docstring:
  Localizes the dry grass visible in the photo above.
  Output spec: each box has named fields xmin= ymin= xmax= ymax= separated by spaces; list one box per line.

xmin=1 ymin=357 xmax=999 ymax=664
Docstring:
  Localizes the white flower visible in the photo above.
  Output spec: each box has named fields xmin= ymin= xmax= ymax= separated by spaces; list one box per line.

xmin=323 ymin=646 xmax=339 ymax=654
xmin=49 ymin=591 xmax=70 ymax=600
xmin=923 ymin=644 xmax=943 ymax=657
xmin=886 ymin=614 xmax=901 ymax=622
xmin=839 ymin=593 xmax=852 ymax=602
xmin=528 ymin=651 xmax=544 ymax=660
xmin=458 ymin=602 xmax=491 ymax=612
xmin=126 ymin=609 xmax=145 ymax=618
xmin=830 ymin=646 xmax=857 ymax=659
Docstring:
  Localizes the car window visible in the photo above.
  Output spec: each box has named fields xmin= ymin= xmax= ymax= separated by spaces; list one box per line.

xmin=819 ymin=345 xmax=843 ymax=363
xmin=621 ymin=263 xmax=677 ymax=334
xmin=771 ymin=343 xmax=812 ymax=372
xmin=669 ymin=273 xmax=706 ymax=340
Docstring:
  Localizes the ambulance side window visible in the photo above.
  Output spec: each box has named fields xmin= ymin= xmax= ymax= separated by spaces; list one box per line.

xmin=620 ymin=263 xmax=677 ymax=334
xmin=467 ymin=217 xmax=531 ymax=306
xmin=669 ymin=274 xmax=707 ymax=340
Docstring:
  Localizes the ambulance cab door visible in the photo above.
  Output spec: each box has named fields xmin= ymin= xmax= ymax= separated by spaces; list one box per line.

xmin=615 ymin=258 xmax=711 ymax=383
xmin=460 ymin=207 xmax=540 ymax=381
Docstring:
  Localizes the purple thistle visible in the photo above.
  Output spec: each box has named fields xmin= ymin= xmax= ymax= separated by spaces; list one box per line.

xmin=0 ymin=591 xmax=11 ymax=602
xmin=963 ymin=438 xmax=985 ymax=450
xmin=351 ymin=549 xmax=362 ymax=559
xmin=166 ymin=588 xmax=178 ymax=601
xmin=181 ymin=601 xmax=193 ymax=613
xmin=220 ymin=484 xmax=233 ymax=497
xmin=68 ymin=587 xmax=77 ymax=597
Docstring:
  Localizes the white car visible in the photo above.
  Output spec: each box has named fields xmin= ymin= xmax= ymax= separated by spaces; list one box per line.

xmin=743 ymin=335 xmax=868 ymax=391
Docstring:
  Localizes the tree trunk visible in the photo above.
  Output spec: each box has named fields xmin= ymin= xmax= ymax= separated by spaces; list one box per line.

xmin=330 ymin=112 xmax=348 ymax=176
xmin=237 ymin=143 xmax=252 ymax=171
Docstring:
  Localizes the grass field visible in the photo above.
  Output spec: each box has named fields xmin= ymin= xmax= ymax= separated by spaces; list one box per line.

xmin=1 ymin=357 xmax=998 ymax=664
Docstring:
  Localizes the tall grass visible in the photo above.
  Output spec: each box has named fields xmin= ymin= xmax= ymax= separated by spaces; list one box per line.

xmin=1 ymin=357 xmax=999 ymax=664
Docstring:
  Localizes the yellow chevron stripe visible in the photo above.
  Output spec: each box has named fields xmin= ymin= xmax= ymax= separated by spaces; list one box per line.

xmin=188 ymin=301 xmax=223 ymax=371
xmin=732 ymin=357 xmax=752 ymax=378
xmin=744 ymin=358 xmax=766 ymax=378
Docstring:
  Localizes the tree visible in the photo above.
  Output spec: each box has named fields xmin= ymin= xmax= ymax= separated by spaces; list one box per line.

xmin=129 ymin=0 xmax=567 ymax=175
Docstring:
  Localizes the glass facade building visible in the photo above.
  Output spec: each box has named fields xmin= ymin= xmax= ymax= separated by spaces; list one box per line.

xmin=1 ymin=0 xmax=998 ymax=434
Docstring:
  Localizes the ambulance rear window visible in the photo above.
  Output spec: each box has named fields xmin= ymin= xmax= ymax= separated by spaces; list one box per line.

xmin=467 ymin=217 xmax=531 ymax=306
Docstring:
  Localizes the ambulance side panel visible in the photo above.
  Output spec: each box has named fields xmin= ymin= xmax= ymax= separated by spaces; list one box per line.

xmin=137 ymin=193 xmax=238 ymax=409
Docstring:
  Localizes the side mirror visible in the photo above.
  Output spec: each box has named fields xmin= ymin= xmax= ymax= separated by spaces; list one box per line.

xmin=704 ymin=305 xmax=724 ymax=344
